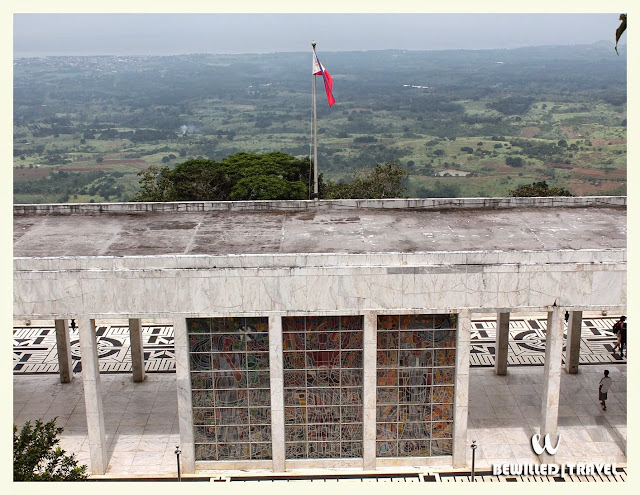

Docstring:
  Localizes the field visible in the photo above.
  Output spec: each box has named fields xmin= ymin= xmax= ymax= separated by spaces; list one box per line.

xmin=13 ymin=44 xmax=626 ymax=203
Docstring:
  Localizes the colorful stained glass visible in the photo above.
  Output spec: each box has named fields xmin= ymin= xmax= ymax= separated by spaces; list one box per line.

xmin=340 ymin=369 xmax=363 ymax=387
xmin=377 ymin=441 xmax=397 ymax=456
xmin=190 ymin=353 xmax=211 ymax=371
xmin=430 ymin=404 xmax=453 ymax=421
xmin=282 ymin=315 xmax=364 ymax=460
xmin=195 ymin=443 xmax=217 ymax=461
xmin=400 ymin=314 xmax=434 ymax=330
xmin=377 ymin=315 xmax=400 ymax=330
xmin=376 ymin=314 xmax=456 ymax=457
xmin=431 ymin=421 xmax=453 ymax=438
xmin=431 ymin=439 xmax=452 ymax=456
xmin=285 ymin=443 xmax=306 ymax=459
xmin=251 ymin=443 xmax=272 ymax=459
xmin=188 ymin=319 xmax=211 ymax=334
xmin=432 ymin=386 xmax=455 ymax=404
xmin=377 ymin=350 xmax=398 ymax=367
xmin=188 ymin=317 xmax=271 ymax=461
xmin=377 ymin=405 xmax=398 ymax=423
xmin=399 ymin=330 xmax=433 ymax=349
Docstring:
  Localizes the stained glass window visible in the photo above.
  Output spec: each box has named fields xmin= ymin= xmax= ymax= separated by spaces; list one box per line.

xmin=283 ymin=316 xmax=364 ymax=459
xmin=376 ymin=314 xmax=456 ymax=457
xmin=188 ymin=317 xmax=271 ymax=461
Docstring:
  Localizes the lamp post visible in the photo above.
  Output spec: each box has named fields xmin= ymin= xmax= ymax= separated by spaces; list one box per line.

xmin=470 ymin=440 xmax=477 ymax=482
xmin=175 ymin=445 xmax=182 ymax=481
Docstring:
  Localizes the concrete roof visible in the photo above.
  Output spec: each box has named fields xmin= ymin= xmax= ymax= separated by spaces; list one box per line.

xmin=13 ymin=199 xmax=627 ymax=258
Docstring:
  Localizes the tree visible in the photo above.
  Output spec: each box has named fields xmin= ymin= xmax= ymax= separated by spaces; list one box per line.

xmin=133 ymin=152 xmax=314 ymax=202
xmin=323 ymin=161 xmax=408 ymax=199
xmin=509 ymin=181 xmax=572 ymax=197
xmin=506 ymin=156 xmax=524 ymax=167
xmin=133 ymin=165 xmax=173 ymax=202
xmin=14 ymin=418 xmax=88 ymax=481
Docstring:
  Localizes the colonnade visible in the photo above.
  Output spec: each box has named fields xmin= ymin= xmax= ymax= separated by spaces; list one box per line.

xmin=47 ymin=307 xmax=581 ymax=475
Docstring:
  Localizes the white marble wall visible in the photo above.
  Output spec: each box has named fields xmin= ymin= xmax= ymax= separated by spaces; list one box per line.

xmin=539 ymin=308 xmax=564 ymax=464
xmin=76 ymin=316 xmax=108 ymax=475
xmin=362 ymin=312 xmax=377 ymax=470
xmin=452 ymin=310 xmax=471 ymax=468
xmin=172 ymin=316 xmax=195 ymax=473
xmin=13 ymin=250 xmax=626 ymax=319
xmin=268 ymin=315 xmax=285 ymax=472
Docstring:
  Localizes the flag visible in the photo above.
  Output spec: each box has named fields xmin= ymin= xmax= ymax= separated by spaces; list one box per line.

xmin=313 ymin=51 xmax=335 ymax=107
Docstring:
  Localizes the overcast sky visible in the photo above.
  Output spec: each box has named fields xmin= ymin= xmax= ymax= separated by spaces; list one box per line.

xmin=13 ymin=13 xmax=624 ymax=57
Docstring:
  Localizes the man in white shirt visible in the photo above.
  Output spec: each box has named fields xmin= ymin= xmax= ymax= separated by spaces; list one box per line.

xmin=599 ymin=369 xmax=613 ymax=411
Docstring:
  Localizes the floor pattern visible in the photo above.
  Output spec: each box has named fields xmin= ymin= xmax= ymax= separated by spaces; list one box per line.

xmin=13 ymin=317 xmax=626 ymax=375
xmin=469 ymin=317 xmax=626 ymax=367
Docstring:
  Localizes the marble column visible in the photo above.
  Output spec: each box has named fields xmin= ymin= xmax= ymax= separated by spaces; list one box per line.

xmin=54 ymin=319 xmax=73 ymax=383
xmin=129 ymin=318 xmax=145 ymax=382
xmin=268 ymin=315 xmax=285 ymax=472
xmin=452 ymin=310 xmax=471 ymax=468
xmin=538 ymin=308 xmax=564 ymax=463
xmin=172 ymin=315 xmax=195 ymax=473
xmin=564 ymin=311 xmax=583 ymax=374
xmin=494 ymin=311 xmax=510 ymax=376
xmin=362 ymin=312 xmax=377 ymax=470
xmin=76 ymin=316 xmax=108 ymax=475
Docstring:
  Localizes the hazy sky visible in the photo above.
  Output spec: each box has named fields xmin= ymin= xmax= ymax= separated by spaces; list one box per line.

xmin=13 ymin=13 xmax=624 ymax=57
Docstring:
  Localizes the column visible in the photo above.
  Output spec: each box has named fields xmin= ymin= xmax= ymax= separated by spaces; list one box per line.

xmin=268 ymin=315 xmax=285 ymax=472
xmin=494 ymin=311 xmax=510 ymax=375
xmin=129 ymin=318 xmax=145 ymax=382
xmin=172 ymin=315 xmax=195 ymax=473
xmin=564 ymin=311 xmax=582 ymax=374
xmin=452 ymin=310 xmax=471 ymax=468
xmin=538 ymin=307 xmax=564 ymax=463
xmin=54 ymin=319 xmax=73 ymax=383
xmin=76 ymin=316 xmax=108 ymax=475
xmin=362 ymin=312 xmax=377 ymax=470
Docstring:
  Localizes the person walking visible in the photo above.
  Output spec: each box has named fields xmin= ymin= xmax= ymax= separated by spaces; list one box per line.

xmin=599 ymin=369 xmax=613 ymax=411
xmin=612 ymin=316 xmax=626 ymax=357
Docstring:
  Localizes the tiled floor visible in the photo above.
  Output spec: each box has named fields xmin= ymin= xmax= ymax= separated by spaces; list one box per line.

xmin=13 ymin=374 xmax=180 ymax=475
xmin=466 ymin=365 xmax=626 ymax=469
xmin=13 ymin=363 xmax=626 ymax=477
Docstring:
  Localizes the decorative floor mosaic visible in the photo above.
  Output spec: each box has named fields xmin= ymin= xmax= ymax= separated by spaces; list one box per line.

xmin=13 ymin=317 xmax=626 ymax=375
xmin=469 ymin=317 xmax=626 ymax=367
xmin=13 ymin=325 xmax=175 ymax=374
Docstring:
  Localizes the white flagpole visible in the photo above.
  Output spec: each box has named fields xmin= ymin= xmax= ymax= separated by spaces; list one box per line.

xmin=312 ymin=42 xmax=318 ymax=199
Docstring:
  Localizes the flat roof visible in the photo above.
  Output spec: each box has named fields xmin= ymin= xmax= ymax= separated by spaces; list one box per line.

xmin=13 ymin=200 xmax=627 ymax=258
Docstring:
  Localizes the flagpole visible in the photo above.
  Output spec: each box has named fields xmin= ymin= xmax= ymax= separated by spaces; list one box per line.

xmin=312 ymin=41 xmax=318 ymax=199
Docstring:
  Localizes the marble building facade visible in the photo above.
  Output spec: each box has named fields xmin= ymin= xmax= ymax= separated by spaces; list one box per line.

xmin=13 ymin=197 xmax=627 ymax=475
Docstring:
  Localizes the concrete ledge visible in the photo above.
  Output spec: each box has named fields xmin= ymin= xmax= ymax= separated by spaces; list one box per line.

xmin=13 ymin=196 xmax=627 ymax=216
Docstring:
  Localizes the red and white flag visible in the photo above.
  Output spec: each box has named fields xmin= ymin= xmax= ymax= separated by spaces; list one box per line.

xmin=313 ymin=51 xmax=335 ymax=107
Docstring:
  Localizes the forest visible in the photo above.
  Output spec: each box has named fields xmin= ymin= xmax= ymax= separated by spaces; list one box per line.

xmin=13 ymin=42 xmax=626 ymax=203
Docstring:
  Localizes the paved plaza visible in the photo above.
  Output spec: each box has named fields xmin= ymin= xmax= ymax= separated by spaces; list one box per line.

xmin=13 ymin=363 xmax=626 ymax=478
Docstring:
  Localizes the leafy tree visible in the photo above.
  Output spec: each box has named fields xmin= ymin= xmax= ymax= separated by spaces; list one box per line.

xmin=133 ymin=165 xmax=173 ymax=201
xmin=324 ymin=161 xmax=408 ymax=199
xmin=134 ymin=152 xmax=314 ymax=202
xmin=505 ymin=156 xmax=524 ymax=167
xmin=509 ymin=181 xmax=572 ymax=197
xmin=14 ymin=418 xmax=88 ymax=481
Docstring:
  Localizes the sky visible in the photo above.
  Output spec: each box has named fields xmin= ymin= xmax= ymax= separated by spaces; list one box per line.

xmin=12 ymin=12 xmax=625 ymax=58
